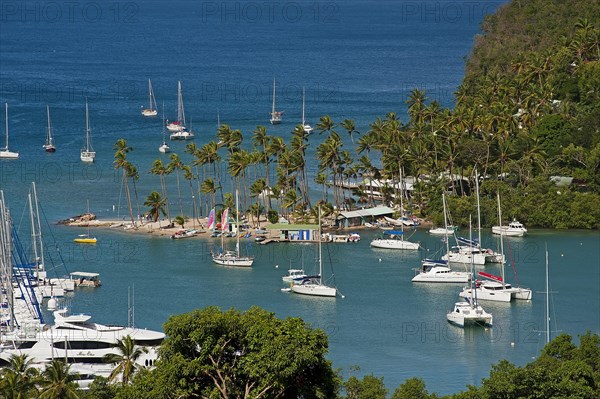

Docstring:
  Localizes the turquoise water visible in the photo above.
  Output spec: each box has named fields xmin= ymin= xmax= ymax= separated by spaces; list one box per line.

xmin=2 ymin=0 xmax=600 ymax=394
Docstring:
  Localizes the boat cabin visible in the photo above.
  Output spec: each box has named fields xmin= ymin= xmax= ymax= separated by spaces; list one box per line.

xmin=70 ymin=272 xmax=101 ymax=288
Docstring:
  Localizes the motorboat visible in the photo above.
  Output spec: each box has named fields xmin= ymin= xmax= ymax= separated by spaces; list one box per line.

xmin=492 ymin=219 xmax=527 ymax=237
xmin=412 ymin=259 xmax=471 ymax=283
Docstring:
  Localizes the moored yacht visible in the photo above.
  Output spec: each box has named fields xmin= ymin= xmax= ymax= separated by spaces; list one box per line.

xmin=412 ymin=259 xmax=472 ymax=283
xmin=492 ymin=219 xmax=527 ymax=237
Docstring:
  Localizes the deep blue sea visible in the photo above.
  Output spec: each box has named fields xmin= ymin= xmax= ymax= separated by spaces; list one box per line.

xmin=1 ymin=0 xmax=599 ymax=395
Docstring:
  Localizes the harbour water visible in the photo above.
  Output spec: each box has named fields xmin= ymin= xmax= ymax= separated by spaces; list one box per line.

xmin=1 ymin=0 xmax=599 ymax=395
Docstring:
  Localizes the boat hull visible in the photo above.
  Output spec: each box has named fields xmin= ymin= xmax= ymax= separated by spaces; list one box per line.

xmin=142 ymin=109 xmax=158 ymax=116
xmin=411 ymin=268 xmax=471 ymax=283
xmin=291 ymin=284 xmax=336 ymax=297
xmin=370 ymin=239 xmax=419 ymax=250
xmin=212 ymin=254 xmax=254 ymax=267
xmin=0 ymin=150 xmax=19 ymax=159
xmin=80 ymin=151 xmax=95 ymax=163
xmin=74 ymin=238 xmax=97 ymax=244
xmin=492 ymin=226 xmax=526 ymax=237
xmin=446 ymin=302 xmax=493 ymax=327
xmin=459 ymin=287 xmax=512 ymax=302
xmin=170 ymin=131 xmax=194 ymax=140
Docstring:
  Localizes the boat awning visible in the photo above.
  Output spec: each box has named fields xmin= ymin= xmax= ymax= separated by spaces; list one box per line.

xmin=337 ymin=206 xmax=395 ymax=219
xmin=384 ymin=230 xmax=403 ymax=235
xmin=457 ymin=237 xmax=479 ymax=247
xmin=70 ymin=271 xmax=100 ymax=278
xmin=423 ymin=259 xmax=447 ymax=266
xmin=478 ymin=271 xmax=502 ymax=282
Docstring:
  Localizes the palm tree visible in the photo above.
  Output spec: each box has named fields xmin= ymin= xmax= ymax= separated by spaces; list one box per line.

xmin=201 ymin=178 xmax=219 ymax=214
xmin=174 ymin=215 xmax=186 ymax=228
xmin=113 ymin=139 xmax=135 ymax=227
xmin=38 ymin=360 xmax=79 ymax=399
xmin=104 ymin=335 xmax=148 ymax=385
xmin=0 ymin=354 xmax=39 ymax=399
xmin=340 ymin=118 xmax=359 ymax=144
xmin=252 ymin=125 xmax=273 ymax=210
xmin=149 ymin=159 xmax=171 ymax=222
xmin=167 ymin=153 xmax=185 ymax=216
xmin=144 ymin=191 xmax=167 ymax=223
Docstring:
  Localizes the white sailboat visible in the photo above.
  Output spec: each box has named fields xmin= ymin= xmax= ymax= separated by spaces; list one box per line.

xmin=290 ymin=207 xmax=337 ymax=297
xmin=0 ymin=103 xmax=19 ymax=159
xmin=412 ymin=194 xmax=471 ymax=283
xmin=370 ymin=168 xmax=419 ymax=250
xmin=270 ymin=78 xmax=283 ymax=125
xmin=141 ymin=79 xmax=158 ymax=116
xmin=158 ymin=104 xmax=170 ymax=153
xmin=80 ymin=100 xmax=95 ymax=163
xmin=301 ymin=87 xmax=313 ymax=133
xmin=167 ymin=81 xmax=188 ymax=133
xmin=43 ymin=105 xmax=56 ymax=152
xmin=447 ymin=216 xmax=493 ymax=327
xmin=211 ymin=191 xmax=254 ymax=267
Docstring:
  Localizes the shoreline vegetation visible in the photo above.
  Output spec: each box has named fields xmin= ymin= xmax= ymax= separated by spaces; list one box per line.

xmin=100 ymin=4 xmax=599 ymax=233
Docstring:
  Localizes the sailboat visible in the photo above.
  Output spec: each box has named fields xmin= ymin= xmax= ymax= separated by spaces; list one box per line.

xmin=211 ymin=192 xmax=254 ymax=267
xmin=447 ymin=216 xmax=493 ymax=327
xmin=141 ymin=79 xmax=158 ymax=116
xmin=370 ymin=168 xmax=419 ymax=250
xmin=301 ymin=87 xmax=313 ymax=133
xmin=43 ymin=106 xmax=56 ymax=152
xmin=74 ymin=200 xmax=97 ymax=244
xmin=290 ymin=207 xmax=337 ymax=297
xmin=80 ymin=100 xmax=95 ymax=163
xmin=459 ymin=192 xmax=532 ymax=302
xmin=158 ymin=104 xmax=170 ymax=153
xmin=0 ymin=103 xmax=19 ymax=159
xmin=270 ymin=78 xmax=283 ymax=125
xmin=167 ymin=81 xmax=194 ymax=141
xmin=412 ymin=194 xmax=471 ymax=283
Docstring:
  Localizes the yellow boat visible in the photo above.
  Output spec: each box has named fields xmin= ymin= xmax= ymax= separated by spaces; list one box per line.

xmin=74 ymin=235 xmax=97 ymax=244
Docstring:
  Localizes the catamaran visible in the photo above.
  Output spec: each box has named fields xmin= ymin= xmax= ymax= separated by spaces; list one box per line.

xmin=80 ymin=100 xmax=96 ymax=163
xmin=301 ymin=87 xmax=313 ymax=133
xmin=413 ymin=195 xmax=471 ymax=283
xmin=290 ymin=207 xmax=337 ymax=297
xmin=270 ymin=78 xmax=283 ymax=124
xmin=166 ymin=80 xmax=194 ymax=140
xmin=142 ymin=79 xmax=158 ymax=116
xmin=211 ymin=192 xmax=254 ymax=267
xmin=43 ymin=105 xmax=56 ymax=152
xmin=447 ymin=216 xmax=493 ymax=327
xmin=0 ymin=103 xmax=19 ymax=159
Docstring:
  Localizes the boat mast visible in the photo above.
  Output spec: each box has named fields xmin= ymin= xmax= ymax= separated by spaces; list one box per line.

xmin=318 ymin=206 xmax=322 ymax=285
xmin=148 ymin=79 xmax=154 ymax=112
xmin=85 ymin=99 xmax=91 ymax=152
xmin=442 ymin=193 xmax=450 ymax=255
xmin=46 ymin=105 xmax=52 ymax=146
xmin=32 ymin=183 xmax=45 ymax=273
xmin=497 ymin=192 xmax=505 ymax=286
xmin=4 ymin=103 xmax=8 ymax=149
xmin=28 ymin=193 xmax=40 ymax=277
xmin=475 ymin=169 xmax=482 ymax=246
xmin=399 ymin=166 xmax=405 ymax=236
xmin=178 ymin=81 xmax=185 ymax=125
xmin=545 ymin=246 xmax=550 ymax=344
xmin=469 ymin=214 xmax=477 ymax=308
xmin=235 ymin=190 xmax=240 ymax=257
xmin=272 ymin=78 xmax=276 ymax=115
xmin=302 ymin=87 xmax=306 ymax=125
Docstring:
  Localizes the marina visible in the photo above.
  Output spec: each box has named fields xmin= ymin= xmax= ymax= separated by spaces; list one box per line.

xmin=1 ymin=0 xmax=598 ymax=395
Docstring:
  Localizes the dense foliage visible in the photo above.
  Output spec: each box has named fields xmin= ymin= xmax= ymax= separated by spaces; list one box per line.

xmin=131 ymin=3 xmax=600 ymax=230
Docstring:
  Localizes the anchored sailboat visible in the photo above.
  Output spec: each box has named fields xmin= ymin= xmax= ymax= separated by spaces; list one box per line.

xmin=80 ymin=100 xmax=95 ymax=163
xmin=301 ymin=87 xmax=313 ymax=133
xmin=0 ymin=103 xmax=19 ymax=159
xmin=43 ymin=106 xmax=56 ymax=152
xmin=211 ymin=191 xmax=254 ymax=267
xmin=141 ymin=79 xmax=158 ymax=116
xmin=270 ymin=78 xmax=283 ymax=125
xmin=290 ymin=207 xmax=337 ymax=297
xmin=159 ymin=103 xmax=170 ymax=153
xmin=74 ymin=200 xmax=97 ymax=244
